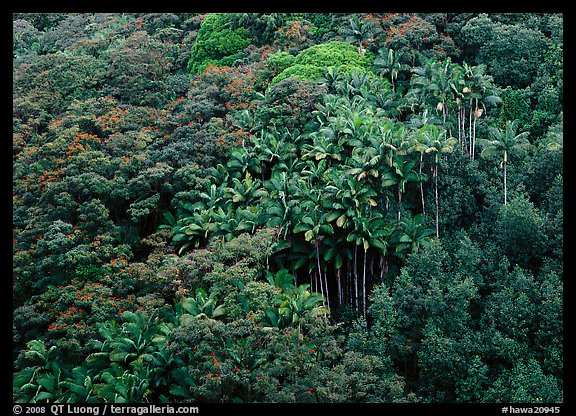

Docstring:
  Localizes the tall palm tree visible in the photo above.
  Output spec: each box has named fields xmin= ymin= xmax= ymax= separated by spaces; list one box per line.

xmin=339 ymin=16 xmax=375 ymax=55
xmin=463 ymin=62 xmax=501 ymax=160
xmin=260 ymin=170 xmax=301 ymax=240
xmin=374 ymin=48 xmax=409 ymax=93
xmin=408 ymin=57 xmax=437 ymax=114
xmin=381 ymin=153 xmax=421 ymax=223
xmin=428 ymin=59 xmax=460 ymax=137
xmin=346 ymin=212 xmax=390 ymax=318
xmin=391 ymin=213 xmax=435 ymax=259
xmin=301 ymin=127 xmax=344 ymax=165
xmin=478 ymin=119 xmax=531 ymax=205
xmin=411 ymin=124 xmax=436 ymax=215
xmin=292 ymin=178 xmax=334 ymax=307
xmin=420 ymin=125 xmax=458 ymax=237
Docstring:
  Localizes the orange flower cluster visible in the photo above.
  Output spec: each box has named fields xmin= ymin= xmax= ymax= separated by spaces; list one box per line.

xmin=216 ymin=128 xmax=252 ymax=148
xmin=95 ymin=106 xmax=129 ymax=133
xmin=37 ymin=168 xmax=64 ymax=191
xmin=259 ymin=44 xmax=273 ymax=61
xmin=65 ymin=132 xmax=102 ymax=158
xmin=224 ymin=70 xmax=257 ymax=111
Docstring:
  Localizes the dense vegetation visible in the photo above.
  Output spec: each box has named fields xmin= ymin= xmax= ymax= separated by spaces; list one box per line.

xmin=13 ymin=12 xmax=563 ymax=404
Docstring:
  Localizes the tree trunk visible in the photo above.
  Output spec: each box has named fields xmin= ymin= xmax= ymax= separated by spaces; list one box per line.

xmin=461 ymin=106 xmax=467 ymax=154
xmin=347 ymin=264 xmax=352 ymax=306
xmin=379 ymin=254 xmax=388 ymax=279
xmin=472 ymin=116 xmax=477 ymax=160
xmin=503 ymin=150 xmax=507 ymax=206
xmin=472 ymin=101 xmax=479 ymax=160
xmin=316 ymin=240 xmax=325 ymax=304
xmin=397 ymin=187 xmax=402 ymax=223
xmin=363 ymin=247 xmax=367 ymax=319
xmin=310 ymin=271 xmax=314 ymax=292
xmin=337 ymin=267 xmax=342 ymax=308
xmin=469 ymin=105 xmax=473 ymax=160
xmin=457 ymin=108 xmax=464 ymax=152
xmin=354 ymin=245 xmax=359 ymax=313
xmin=435 ymin=154 xmax=439 ymax=238
xmin=324 ymin=264 xmax=330 ymax=309
xmin=419 ymin=153 xmax=426 ymax=216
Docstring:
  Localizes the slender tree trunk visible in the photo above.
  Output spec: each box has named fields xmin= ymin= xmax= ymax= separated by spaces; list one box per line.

xmin=316 ymin=241 xmax=325 ymax=304
xmin=354 ymin=245 xmax=359 ymax=313
xmin=379 ymin=254 xmax=387 ymax=279
xmin=324 ymin=265 xmax=330 ymax=309
xmin=458 ymin=107 xmax=462 ymax=145
xmin=347 ymin=264 xmax=352 ymax=306
xmin=503 ymin=150 xmax=507 ymax=205
xmin=461 ymin=106 xmax=467 ymax=154
xmin=419 ymin=153 xmax=426 ymax=216
xmin=435 ymin=155 xmax=439 ymax=238
xmin=469 ymin=105 xmax=473 ymax=160
xmin=363 ymin=248 xmax=367 ymax=319
xmin=311 ymin=265 xmax=316 ymax=293
xmin=310 ymin=270 xmax=314 ymax=292
xmin=444 ymin=106 xmax=453 ymax=138
xmin=472 ymin=116 xmax=477 ymax=160
xmin=472 ymin=101 xmax=478 ymax=160
xmin=397 ymin=187 xmax=402 ymax=222
xmin=337 ymin=268 xmax=342 ymax=308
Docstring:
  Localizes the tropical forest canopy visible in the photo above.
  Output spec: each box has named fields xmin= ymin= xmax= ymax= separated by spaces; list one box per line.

xmin=13 ymin=12 xmax=563 ymax=404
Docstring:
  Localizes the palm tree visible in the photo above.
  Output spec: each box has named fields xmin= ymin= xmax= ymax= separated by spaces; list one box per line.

xmin=266 ymin=283 xmax=329 ymax=330
xmin=407 ymin=57 xmax=437 ymax=114
xmin=177 ymin=287 xmax=227 ymax=323
xmin=324 ymin=169 xmax=380 ymax=314
xmin=301 ymin=127 xmax=344 ymax=165
xmin=391 ymin=213 xmax=436 ymax=259
xmin=411 ymin=124 xmax=436 ymax=215
xmin=292 ymin=179 xmax=334 ymax=307
xmin=381 ymin=153 xmax=421 ymax=223
xmin=478 ymin=119 xmax=531 ymax=205
xmin=318 ymin=66 xmax=345 ymax=92
xmin=420 ymin=125 xmax=458 ymax=237
xmin=428 ymin=59 xmax=459 ymax=135
xmin=322 ymin=234 xmax=352 ymax=308
xmin=374 ymin=48 xmax=409 ymax=93
xmin=260 ymin=170 xmax=301 ymax=240
xmin=339 ymin=16 xmax=375 ymax=55
xmin=462 ymin=62 xmax=501 ymax=160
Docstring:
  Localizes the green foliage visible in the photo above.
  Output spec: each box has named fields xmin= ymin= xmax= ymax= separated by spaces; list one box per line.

xmin=498 ymin=87 xmax=531 ymax=129
xmin=295 ymin=41 xmax=373 ymax=69
xmin=484 ymin=358 xmax=562 ymax=403
xmin=269 ymin=41 xmax=374 ymax=86
xmin=477 ymin=23 xmax=551 ymax=89
xmin=187 ymin=14 xmax=251 ymax=75
xmin=380 ymin=14 xmax=460 ymax=66
xmin=13 ymin=12 xmax=563 ymax=404
xmin=13 ymin=339 xmax=71 ymax=403
xmin=177 ymin=287 xmax=227 ymax=323
xmin=492 ymin=196 xmax=548 ymax=270
xmin=265 ymin=283 xmax=329 ymax=329
xmin=266 ymin=51 xmax=295 ymax=73
xmin=269 ymin=64 xmax=325 ymax=86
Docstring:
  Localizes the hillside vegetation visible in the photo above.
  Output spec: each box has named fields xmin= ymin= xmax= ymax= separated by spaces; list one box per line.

xmin=13 ymin=12 xmax=563 ymax=403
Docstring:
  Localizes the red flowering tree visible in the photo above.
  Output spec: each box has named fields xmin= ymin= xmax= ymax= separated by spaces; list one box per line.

xmin=381 ymin=14 xmax=460 ymax=66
